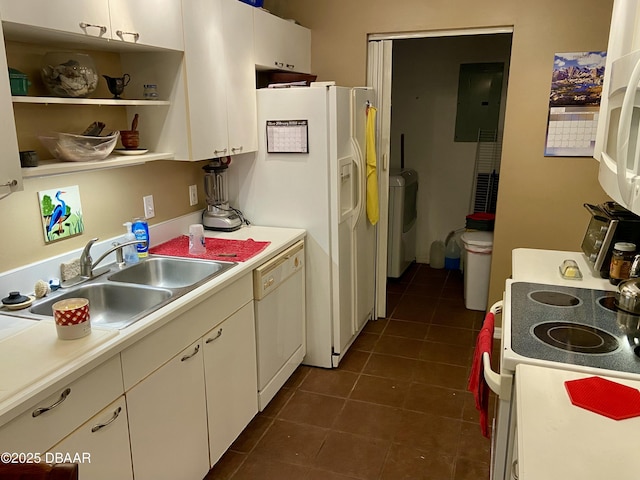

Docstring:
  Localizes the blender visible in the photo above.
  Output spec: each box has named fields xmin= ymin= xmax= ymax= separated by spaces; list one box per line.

xmin=202 ymin=157 xmax=243 ymax=231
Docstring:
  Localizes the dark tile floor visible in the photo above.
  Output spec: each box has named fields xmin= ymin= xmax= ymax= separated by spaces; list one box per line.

xmin=205 ymin=263 xmax=494 ymax=480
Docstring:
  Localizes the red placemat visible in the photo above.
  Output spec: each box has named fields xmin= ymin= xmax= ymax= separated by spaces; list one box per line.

xmin=565 ymin=376 xmax=640 ymax=420
xmin=149 ymin=235 xmax=270 ymax=262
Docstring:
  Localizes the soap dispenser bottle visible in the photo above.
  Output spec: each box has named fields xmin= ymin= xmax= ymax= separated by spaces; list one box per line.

xmin=123 ymin=222 xmax=139 ymax=265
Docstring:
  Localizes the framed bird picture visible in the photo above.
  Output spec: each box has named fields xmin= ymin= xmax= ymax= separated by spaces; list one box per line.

xmin=38 ymin=185 xmax=84 ymax=243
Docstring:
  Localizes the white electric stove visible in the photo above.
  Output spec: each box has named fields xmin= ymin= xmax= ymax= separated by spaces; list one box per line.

xmin=490 ymin=248 xmax=640 ymax=480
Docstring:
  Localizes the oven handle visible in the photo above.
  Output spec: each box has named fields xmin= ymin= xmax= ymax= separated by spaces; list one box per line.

xmin=482 ymin=300 xmax=503 ymax=395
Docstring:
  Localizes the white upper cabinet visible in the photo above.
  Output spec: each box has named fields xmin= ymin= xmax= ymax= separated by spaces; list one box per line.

xmin=222 ymin=0 xmax=257 ymax=155
xmin=0 ymin=21 xmax=20 ymax=193
xmin=0 ymin=1 xmax=112 ymax=39
xmin=108 ymin=0 xmax=184 ymax=50
xmin=181 ymin=0 xmax=257 ymax=159
xmin=182 ymin=0 xmax=230 ymax=158
xmin=253 ymin=7 xmax=311 ymax=74
xmin=0 ymin=0 xmax=183 ymax=50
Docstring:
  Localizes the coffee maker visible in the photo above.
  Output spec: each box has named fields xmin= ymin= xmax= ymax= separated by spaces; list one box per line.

xmin=202 ymin=157 xmax=243 ymax=231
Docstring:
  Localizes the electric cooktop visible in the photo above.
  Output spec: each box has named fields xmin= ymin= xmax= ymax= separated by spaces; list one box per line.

xmin=510 ymin=282 xmax=640 ymax=374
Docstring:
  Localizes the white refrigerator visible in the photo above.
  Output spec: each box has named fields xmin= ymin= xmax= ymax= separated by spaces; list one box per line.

xmin=236 ymin=84 xmax=376 ymax=368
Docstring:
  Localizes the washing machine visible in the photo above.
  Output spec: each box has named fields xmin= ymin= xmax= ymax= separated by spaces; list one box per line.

xmin=387 ymin=169 xmax=418 ymax=278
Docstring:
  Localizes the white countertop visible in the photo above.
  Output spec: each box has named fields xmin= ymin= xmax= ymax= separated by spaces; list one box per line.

xmin=0 ymin=223 xmax=305 ymax=426
xmin=0 ymin=315 xmax=34 ymax=341
xmin=512 ymin=248 xmax=615 ymax=291
xmin=516 ymin=364 xmax=640 ymax=480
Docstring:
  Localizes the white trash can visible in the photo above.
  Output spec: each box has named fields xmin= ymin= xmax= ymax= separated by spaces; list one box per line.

xmin=461 ymin=231 xmax=494 ymax=311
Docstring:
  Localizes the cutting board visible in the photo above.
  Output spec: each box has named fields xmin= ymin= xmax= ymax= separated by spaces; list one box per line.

xmin=0 ymin=322 xmax=118 ymax=402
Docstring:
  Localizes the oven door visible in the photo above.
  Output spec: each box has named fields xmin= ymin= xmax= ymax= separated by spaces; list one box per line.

xmin=481 ymin=299 xmax=516 ymax=480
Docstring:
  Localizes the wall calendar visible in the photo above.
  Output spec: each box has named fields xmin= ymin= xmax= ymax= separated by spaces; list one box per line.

xmin=266 ymin=120 xmax=309 ymax=153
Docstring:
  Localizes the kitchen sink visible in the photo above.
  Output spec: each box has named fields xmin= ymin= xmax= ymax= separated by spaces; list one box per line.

xmin=108 ymin=256 xmax=235 ymax=289
xmin=28 ymin=282 xmax=173 ymax=330
xmin=3 ymin=256 xmax=237 ymax=330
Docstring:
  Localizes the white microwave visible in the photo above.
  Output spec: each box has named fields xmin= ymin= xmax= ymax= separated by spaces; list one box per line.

xmin=594 ymin=0 xmax=640 ymax=215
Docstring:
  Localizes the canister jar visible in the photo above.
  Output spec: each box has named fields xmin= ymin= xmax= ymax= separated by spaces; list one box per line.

xmin=143 ymin=84 xmax=159 ymax=100
xmin=609 ymin=242 xmax=636 ymax=285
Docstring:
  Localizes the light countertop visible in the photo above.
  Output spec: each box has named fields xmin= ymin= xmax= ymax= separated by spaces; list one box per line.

xmin=516 ymin=364 xmax=640 ymax=480
xmin=512 ymin=248 xmax=614 ymax=291
xmin=0 ymin=223 xmax=305 ymax=425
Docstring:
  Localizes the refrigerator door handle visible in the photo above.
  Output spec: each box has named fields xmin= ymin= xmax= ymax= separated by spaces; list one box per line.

xmin=351 ymin=137 xmax=365 ymax=227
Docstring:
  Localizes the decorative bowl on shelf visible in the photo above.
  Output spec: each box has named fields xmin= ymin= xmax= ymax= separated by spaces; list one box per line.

xmin=41 ymin=52 xmax=99 ymax=98
xmin=38 ymin=131 xmax=119 ymax=162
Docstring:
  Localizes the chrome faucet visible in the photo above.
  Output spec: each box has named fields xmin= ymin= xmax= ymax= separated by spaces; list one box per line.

xmin=79 ymin=237 xmax=146 ymax=277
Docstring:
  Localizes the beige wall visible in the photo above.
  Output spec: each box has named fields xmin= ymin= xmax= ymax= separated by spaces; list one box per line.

xmin=266 ymin=0 xmax=614 ymax=311
xmin=1 ymin=161 xmax=205 ymax=272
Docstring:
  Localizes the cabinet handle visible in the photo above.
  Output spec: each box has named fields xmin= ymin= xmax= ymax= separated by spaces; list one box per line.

xmin=205 ymin=328 xmax=223 ymax=344
xmin=274 ymin=61 xmax=284 ymax=68
xmin=286 ymin=64 xmax=295 ymax=70
xmin=32 ymin=388 xmax=71 ymax=417
xmin=512 ymin=459 xmax=519 ymax=480
xmin=181 ymin=344 xmax=200 ymax=362
xmin=231 ymin=146 xmax=243 ymax=154
xmin=91 ymin=406 xmax=122 ymax=433
xmin=213 ymin=148 xmax=227 ymax=155
xmin=79 ymin=22 xmax=107 ymax=34
xmin=116 ymin=30 xmax=140 ymax=41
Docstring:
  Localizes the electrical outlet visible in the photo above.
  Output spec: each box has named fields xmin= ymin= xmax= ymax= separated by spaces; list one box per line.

xmin=189 ymin=184 xmax=198 ymax=206
xmin=143 ymin=195 xmax=155 ymax=219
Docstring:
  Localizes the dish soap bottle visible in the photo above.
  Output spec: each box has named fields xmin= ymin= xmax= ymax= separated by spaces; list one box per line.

xmin=132 ymin=217 xmax=149 ymax=259
xmin=123 ymin=222 xmax=139 ymax=265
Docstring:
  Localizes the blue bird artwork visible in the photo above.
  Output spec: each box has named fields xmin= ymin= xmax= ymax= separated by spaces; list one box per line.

xmin=39 ymin=185 xmax=84 ymax=243
xmin=47 ymin=190 xmax=68 ymax=238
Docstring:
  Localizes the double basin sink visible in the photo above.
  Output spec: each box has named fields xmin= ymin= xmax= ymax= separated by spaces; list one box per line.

xmin=10 ymin=256 xmax=235 ymax=330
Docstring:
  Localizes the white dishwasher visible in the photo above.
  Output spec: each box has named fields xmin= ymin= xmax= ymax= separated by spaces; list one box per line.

xmin=253 ymin=240 xmax=305 ymax=410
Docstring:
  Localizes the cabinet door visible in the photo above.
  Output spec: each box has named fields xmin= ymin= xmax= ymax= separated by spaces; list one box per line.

xmin=0 ymin=355 xmax=123 ymax=454
xmin=222 ymin=0 xmax=257 ymax=155
xmin=182 ymin=0 xmax=230 ymax=159
xmin=127 ymin=340 xmax=209 ymax=480
xmin=108 ymin=0 xmax=183 ymax=50
xmin=204 ymin=302 xmax=258 ymax=466
xmin=253 ymin=8 xmax=311 ymax=74
xmin=0 ymin=21 xmax=20 ymax=193
xmin=50 ymin=396 xmax=132 ymax=480
xmin=0 ymin=0 xmax=111 ymax=38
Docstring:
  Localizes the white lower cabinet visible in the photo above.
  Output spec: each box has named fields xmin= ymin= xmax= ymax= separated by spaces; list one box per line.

xmin=127 ymin=339 xmax=210 ymax=480
xmin=49 ymin=396 xmax=133 ymax=480
xmin=0 ymin=272 xmax=265 ymax=479
xmin=204 ymin=302 xmax=258 ymax=466
xmin=0 ymin=355 xmax=123 ymax=454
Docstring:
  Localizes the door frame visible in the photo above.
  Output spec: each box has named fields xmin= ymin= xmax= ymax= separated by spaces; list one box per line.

xmin=366 ymin=26 xmax=513 ymax=318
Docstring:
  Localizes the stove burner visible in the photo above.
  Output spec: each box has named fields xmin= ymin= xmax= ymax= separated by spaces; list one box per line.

xmin=532 ymin=322 xmax=619 ymax=354
xmin=529 ymin=291 xmax=580 ymax=307
xmin=598 ymin=295 xmax=619 ymax=313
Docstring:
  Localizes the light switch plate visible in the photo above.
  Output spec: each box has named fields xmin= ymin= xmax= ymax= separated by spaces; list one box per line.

xmin=189 ymin=185 xmax=198 ymax=206
xmin=143 ymin=195 xmax=155 ymax=219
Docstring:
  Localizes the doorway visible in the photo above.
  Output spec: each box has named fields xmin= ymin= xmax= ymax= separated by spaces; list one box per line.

xmin=368 ymin=28 xmax=513 ymax=318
